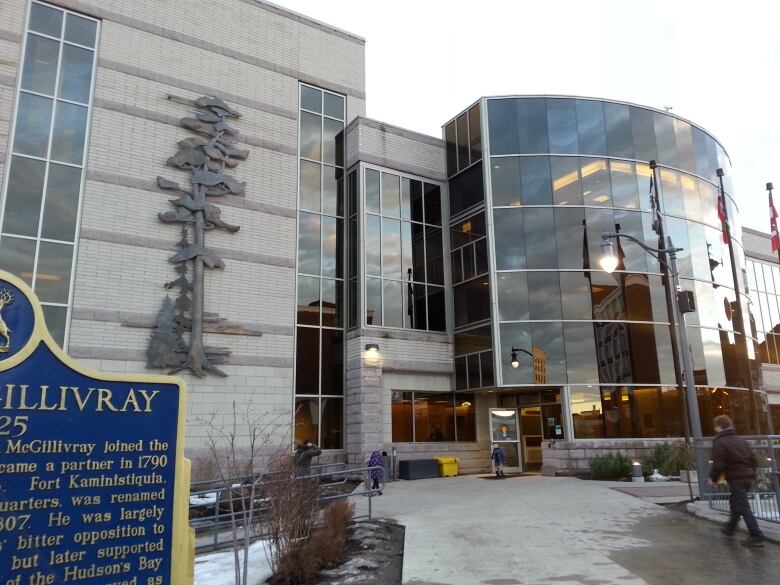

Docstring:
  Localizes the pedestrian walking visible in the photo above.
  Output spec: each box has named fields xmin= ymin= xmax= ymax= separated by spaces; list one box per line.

xmin=368 ymin=450 xmax=384 ymax=495
xmin=491 ymin=443 xmax=506 ymax=478
xmin=294 ymin=438 xmax=321 ymax=476
xmin=709 ymin=415 xmax=765 ymax=547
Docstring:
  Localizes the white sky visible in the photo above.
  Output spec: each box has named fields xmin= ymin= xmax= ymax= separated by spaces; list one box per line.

xmin=275 ymin=0 xmax=780 ymax=233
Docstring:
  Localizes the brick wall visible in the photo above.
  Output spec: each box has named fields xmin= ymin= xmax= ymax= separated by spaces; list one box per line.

xmin=0 ymin=0 xmax=366 ymax=473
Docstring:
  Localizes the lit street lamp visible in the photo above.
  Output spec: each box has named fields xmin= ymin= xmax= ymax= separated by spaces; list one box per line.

xmin=510 ymin=346 xmax=533 ymax=369
xmin=600 ymin=229 xmax=707 ymax=492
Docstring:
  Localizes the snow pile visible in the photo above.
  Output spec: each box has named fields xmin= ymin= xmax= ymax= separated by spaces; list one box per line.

xmin=195 ymin=540 xmax=273 ymax=585
xmin=190 ymin=491 xmax=219 ymax=507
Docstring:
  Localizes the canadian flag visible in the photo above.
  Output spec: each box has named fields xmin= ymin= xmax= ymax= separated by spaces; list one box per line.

xmin=770 ymin=192 xmax=780 ymax=252
xmin=717 ymin=188 xmax=729 ymax=244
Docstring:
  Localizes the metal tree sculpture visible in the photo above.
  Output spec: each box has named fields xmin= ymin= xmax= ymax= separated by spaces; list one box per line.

xmin=149 ymin=96 xmax=248 ymax=377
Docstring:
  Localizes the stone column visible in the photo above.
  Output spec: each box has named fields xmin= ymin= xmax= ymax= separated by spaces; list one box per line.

xmin=345 ymin=356 xmax=385 ymax=465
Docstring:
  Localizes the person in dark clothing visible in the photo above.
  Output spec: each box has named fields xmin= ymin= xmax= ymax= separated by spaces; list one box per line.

xmin=491 ymin=444 xmax=506 ymax=478
xmin=294 ymin=438 xmax=321 ymax=476
xmin=709 ymin=415 xmax=765 ymax=547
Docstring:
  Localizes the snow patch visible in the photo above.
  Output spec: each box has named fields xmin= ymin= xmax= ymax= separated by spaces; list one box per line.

xmin=195 ymin=540 xmax=273 ymax=585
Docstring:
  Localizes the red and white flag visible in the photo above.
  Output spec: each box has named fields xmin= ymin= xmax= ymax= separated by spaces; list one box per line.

xmin=717 ymin=188 xmax=729 ymax=244
xmin=770 ymin=192 xmax=780 ymax=252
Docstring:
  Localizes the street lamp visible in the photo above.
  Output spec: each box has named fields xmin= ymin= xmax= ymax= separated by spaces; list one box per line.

xmin=599 ymin=230 xmax=707 ymax=492
xmin=510 ymin=347 xmax=533 ymax=369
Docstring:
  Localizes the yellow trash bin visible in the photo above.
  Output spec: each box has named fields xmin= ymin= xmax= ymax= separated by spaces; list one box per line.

xmin=435 ymin=456 xmax=459 ymax=477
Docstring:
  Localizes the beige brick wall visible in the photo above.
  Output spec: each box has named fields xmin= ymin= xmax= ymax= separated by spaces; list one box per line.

xmin=0 ymin=0 xmax=366 ymax=465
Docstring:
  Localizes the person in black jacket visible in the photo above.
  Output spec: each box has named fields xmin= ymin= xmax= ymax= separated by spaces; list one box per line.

xmin=709 ymin=415 xmax=765 ymax=547
xmin=294 ymin=439 xmax=321 ymax=476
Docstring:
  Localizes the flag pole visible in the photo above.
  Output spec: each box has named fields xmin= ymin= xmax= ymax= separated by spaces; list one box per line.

xmin=768 ymin=182 xmax=780 ymax=265
xmin=649 ymin=161 xmax=692 ymax=445
xmin=717 ymin=168 xmax=759 ymax=433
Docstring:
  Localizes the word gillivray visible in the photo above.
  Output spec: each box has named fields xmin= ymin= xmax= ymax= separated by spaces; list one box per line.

xmin=0 ymin=384 xmax=160 ymax=413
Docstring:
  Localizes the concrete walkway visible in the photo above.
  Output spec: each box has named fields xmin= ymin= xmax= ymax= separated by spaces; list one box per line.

xmin=355 ymin=474 xmax=780 ymax=585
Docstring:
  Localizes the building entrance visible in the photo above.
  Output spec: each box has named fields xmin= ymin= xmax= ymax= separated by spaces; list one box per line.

xmin=496 ymin=389 xmax=565 ymax=471
xmin=489 ymin=409 xmax=521 ymax=472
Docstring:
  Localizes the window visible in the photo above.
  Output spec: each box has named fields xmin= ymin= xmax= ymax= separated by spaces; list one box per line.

xmin=445 ymin=102 xmax=482 ymax=177
xmin=0 ymin=1 xmax=99 ymax=347
xmin=362 ymin=168 xmax=446 ymax=331
xmin=391 ymin=391 xmax=476 ymax=442
xmin=295 ymin=83 xmax=345 ymax=449
xmin=454 ymin=324 xmax=494 ymax=390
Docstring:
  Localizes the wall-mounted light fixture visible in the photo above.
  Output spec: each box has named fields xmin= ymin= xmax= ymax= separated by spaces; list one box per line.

xmin=365 ymin=343 xmax=379 ymax=353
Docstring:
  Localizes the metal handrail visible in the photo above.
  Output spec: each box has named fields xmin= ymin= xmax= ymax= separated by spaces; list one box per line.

xmin=189 ymin=464 xmax=384 ymax=552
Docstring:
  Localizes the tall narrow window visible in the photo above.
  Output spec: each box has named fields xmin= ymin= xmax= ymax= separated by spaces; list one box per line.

xmin=294 ymin=84 xmax=345 ymax=449
xmin=0 ymin=1 xmax=99 ymax=347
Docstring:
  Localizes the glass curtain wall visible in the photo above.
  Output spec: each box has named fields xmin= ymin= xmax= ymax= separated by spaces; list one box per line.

xmin=391 ymin=391 xmax=476 ymax=442
xmin=295 ymin=84 xmax=345 ymax=449
xmin=483 ymin=96 xmax=762 ymax=437
xmin=0 ymin=1 xmax=99 ymax=346
xmin=362 ymin=166 xmax=446 ymax=331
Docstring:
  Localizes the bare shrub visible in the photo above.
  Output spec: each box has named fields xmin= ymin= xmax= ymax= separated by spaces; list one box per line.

xmin=311 ymin=499 xmax=354 ymax=568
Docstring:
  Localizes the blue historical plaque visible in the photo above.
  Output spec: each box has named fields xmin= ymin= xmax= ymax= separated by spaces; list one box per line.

xmin=0 ymin=271 xmax=192 ymax=584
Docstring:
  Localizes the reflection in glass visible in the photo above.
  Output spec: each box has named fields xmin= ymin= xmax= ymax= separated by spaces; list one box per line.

xmin=468 ymin=353 xmax=480 ymax=388
xmin=365 ymin=169 xmax=380 ymax=213
xmin=64 ymin=13 xmax=97 ymax=47
xmin=13 ymin=93 xmax=53 ymax=157
xmin=468 ymin=104 xmax=481 ymax=163
xmin=35 ymin=241 xmax=73 ymax=303
xmin=382 ymin=173 xmax=400 ymax=217
xmin=323 ymin=92 xmax=344 ymax=119
xmin=297 ymin=275 xmax=320 ymax=325
xmin=654 ymin=112 xmax=677 ymax=168
xmin=445 ymin=122 xmax=457 ymax=177
xmin=497 ymin=272 xmax=529 ymax=321
xmin=581 ymin=158 xmax=611 ymax=206
xmin=299 ymin=111 xmax=321 ymax=160
xmin=322 ymin=165 xmax=342 ymax=216
xmin=321 ymin=330 xmax=343 ymax=394
xmin=454 ymin=278 xmax=489 ymax=327
xmin=321 ymin=216 xmax=342 ymax=278
xmin=50 ymin=101 xmax=88 ymax=164
xmin=366 ymin=277 xmax=382 ymax=326
xmin=30 ymin=3 xmax=63 ymax=37
xmin=610 ymin=160 xmax=639 ymax=209
xmin=381 ymin=218 xmax=401 ymax=279
xmin=365 ymin=214 xmax=381 ymax=276
xmin=674 ymin=119 xmax=695 ymax=174
xmin=554 ymin=207 xmax=585 ymax=270
xmin=322 ymin=118 xmax=343 ymax=166
xmin=412 ymin=222 xmax=425 ymax=282
xmin=410 ymin=179 xmax=423 ymax=222
xmin=2 ymin=156 xmax=46 ymax=237
xmin=415 ymin=393 xmax=455 ymax=442
xmin=630 ymin=106 xmax=657 ymax=162
xmin=660 ymin=169 xmax=684 ymax=217
xmin=301 ymin=85 xmax=321 ymax=113
xmin=59 ymin=44 xmax=94 ymax=104
xmin=491 ymin=157 xmax=521 ymax=207
xmin=559 ymin=272 xmax=592 ymax=319
xmin=424 ymin=183 xmax=442 ymax=226
xmin=299 ymin=160 xmax=321 ymax=212
xmin=454 ymin=325 xmax=492 ymax=354
xmin=39 ymin=163 xmax=81 ymax=242
xmin=425 ymin=226 xmax=444 ymax=285
xmin=520 ymin=157 xmax=552 ymax=205
xmin=22 ymin=34 xmax=59 ymax=95
xmin=42 ymin=304 xmax=67 ymax=347
xmin=563 ymin=322 xmax=598 ymax=383
xmin=524 ymin=208 xmax=557 ymax=269
xmin=297 ymin=212 xmax=321 ymax=275
xmin=531 ymin=322 xmax=566 ymax=384
xmin=456 ymin=113 xmax=469 ymax=170
xmin=400 ymin=178 xmax=411 ymax=220
xmin=493 ymin=208 xmax=524 ymax=270
xmin=575 ymin=99 xmax=606 ymax=155
xmin=546 ymin=98 xmax=578 ymax=154
xmin=449 ymin=162 xmax=484 ymax=215
xmin=500 ymin=322 xmax=532 ymax=384
xmin=527 ymin=272 xmax=562 ymax=320
xmin=551 ymin=157 xmax=581 ymax=206
xmin=605 ymin=102 xmax=634 ymax=159
xmin=0 ymin=236 xmax=36 ymax=284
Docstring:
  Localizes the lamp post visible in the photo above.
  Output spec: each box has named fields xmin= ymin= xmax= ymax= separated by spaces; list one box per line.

xmin=510 ymin=347 xmax=533 ymax=369
xmin=600 ymin=231 xmax=707 ymax=494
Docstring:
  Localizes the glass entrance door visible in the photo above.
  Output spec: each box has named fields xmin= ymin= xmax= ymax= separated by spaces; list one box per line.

xmin=489 ymin=409 xmax=521 ymax=472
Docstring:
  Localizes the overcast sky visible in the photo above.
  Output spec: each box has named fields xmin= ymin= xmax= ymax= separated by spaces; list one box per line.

xmin=275 ymin=0 xmax=780 ymax=233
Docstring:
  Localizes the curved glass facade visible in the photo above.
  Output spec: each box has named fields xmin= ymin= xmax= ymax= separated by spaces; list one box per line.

xmin=446 ymin=96 xmax=766 ymax=437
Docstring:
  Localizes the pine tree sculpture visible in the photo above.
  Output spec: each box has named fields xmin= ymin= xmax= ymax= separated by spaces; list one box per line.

xmin=147 ymin=96 xmax=249 ymax=377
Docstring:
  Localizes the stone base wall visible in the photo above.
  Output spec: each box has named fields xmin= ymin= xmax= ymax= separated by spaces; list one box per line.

xmin=391 ymin=442 xmax=491 ymax=476
xmin=541 ymin=439 xmax=684 ymax=477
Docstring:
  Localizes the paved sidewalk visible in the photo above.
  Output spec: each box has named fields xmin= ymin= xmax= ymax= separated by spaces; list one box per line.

xmin=355 ymin=474 xmax=780 ymax=585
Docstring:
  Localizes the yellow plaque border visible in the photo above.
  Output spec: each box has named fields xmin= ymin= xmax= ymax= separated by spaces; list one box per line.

xmin=0 ymin=269 xmax=194 ymax=585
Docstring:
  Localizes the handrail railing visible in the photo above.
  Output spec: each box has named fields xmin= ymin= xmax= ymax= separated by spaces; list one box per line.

xmin=189 ymin=463 xmax=384 ymax=552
